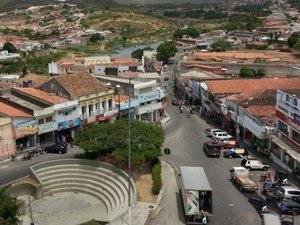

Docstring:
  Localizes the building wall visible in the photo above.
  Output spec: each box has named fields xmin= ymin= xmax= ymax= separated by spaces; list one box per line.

xmin=0 ymin=118 xmax=15 ymax=158
xmin=38 ymin=79 xmax=72 ymax=100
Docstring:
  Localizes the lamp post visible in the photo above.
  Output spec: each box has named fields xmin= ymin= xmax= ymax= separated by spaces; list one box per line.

xmin=127 ymin=75 xmax=139 ymax=225
xmin=116 ymin=85 xmax=121 ymax=118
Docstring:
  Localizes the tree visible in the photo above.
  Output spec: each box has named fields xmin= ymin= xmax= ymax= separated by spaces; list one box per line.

xmin=287 ymin=33 xmax=299 ymax=48
xmin=89 ymin=33 xmax=104 ymax=43
xmin=210 ymin=39 xmax=231 ymax=51
xmin=131 ymin=49 xmax=143 ymax=60
xmin=0 ymin=188 xmax=20 ymax=225
xmin=74 ymin=119 xmax=164 ymax=165
xmin=156 ymin=42 xmax=177 ymax=63
xmin=3 ymin=42 xmax=17 ymax=53
xmin=240 ymin=67 xmax=255 ymax=77
xmin=256 ymin=68 xmax=266 ymax=77
xmin=293 ymin=39 xmax=300 ymax=50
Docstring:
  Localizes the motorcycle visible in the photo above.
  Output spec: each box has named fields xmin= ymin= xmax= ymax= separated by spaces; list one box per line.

xmin=22 ymin=153 xmax=32 ymax=161
xmin=180 ymin=107 xmax=183 ymax=113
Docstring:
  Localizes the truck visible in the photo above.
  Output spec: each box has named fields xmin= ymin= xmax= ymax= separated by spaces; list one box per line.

xmin=230 ymin=167 xmax=260 ymax=191
xmin=179 ymin=166 xmax=213 ymax=225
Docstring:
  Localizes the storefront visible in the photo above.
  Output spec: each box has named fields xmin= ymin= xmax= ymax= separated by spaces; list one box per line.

xmin=57 ymin=117 xmax=81 ymax=143
xmin=38 ymin=121 xmax=57 ymax=146
xmin=15 ymin=119 xmax=38 ymax=152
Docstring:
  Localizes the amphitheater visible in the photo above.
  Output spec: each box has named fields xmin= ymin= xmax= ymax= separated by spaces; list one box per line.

xmin=7 ymin=159 xmax=153 ymax=225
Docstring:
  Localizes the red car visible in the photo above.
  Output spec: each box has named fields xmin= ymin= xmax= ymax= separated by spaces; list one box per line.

xmin=215 ymin=139 xmax=240 ymax=149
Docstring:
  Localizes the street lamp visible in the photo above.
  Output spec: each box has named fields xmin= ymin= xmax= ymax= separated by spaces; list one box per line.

xmin=127 ymin=75 xmax=139 ymax=225
xmin=116 ymin=85 xmax=121 ymax=118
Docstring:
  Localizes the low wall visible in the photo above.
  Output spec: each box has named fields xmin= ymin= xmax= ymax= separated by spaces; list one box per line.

xmin=183 ymin=62 xmax=300 ymax=76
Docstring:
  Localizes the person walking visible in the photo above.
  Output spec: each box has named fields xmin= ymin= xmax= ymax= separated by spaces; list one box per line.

xmin=19 ymin=143 xmax=24 ymax=151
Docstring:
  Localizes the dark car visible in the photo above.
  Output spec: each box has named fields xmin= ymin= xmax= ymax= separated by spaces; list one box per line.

xmin=203 ymin=142 xmax=221 ymax=157
xmin=171 ymin=99 xmax=180 ymax=106
xmin=44 ymin=143 xmax=67 ymax=154
xmin=276 ymin=196 xmax=300 ymax=216
xmin=223 ymin=148 xmax=248 ymax=158
xmin=248 ymin=195 xmax=269 ymax=215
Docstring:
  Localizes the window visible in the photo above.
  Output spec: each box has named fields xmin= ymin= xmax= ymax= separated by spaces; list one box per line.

xmin=102 ymin=101 xmax=106 ymax=111
xmin=81 ymin=106 xmax=86 ymax=116
xmin=286 ymin=94 xmax=290 ymax=102
xmin=38 ymin=119 xmax=44 ymax=124
xmin=88 ymin=104 xmax=93 ymax=117
xmin=277 ymin=120 xmax=288 ymax=136
xmin=45 ymin=117 xmax=52 ymax=122
xmin=95 ymin=102 xmax=100 ymax=113
xmin=108 ymin=99 xmax=112 ymax=110
xmin=293 ymin=98 xmax=297 ymax=106
xmin=291 ymin=128 xmax=300 ymax=146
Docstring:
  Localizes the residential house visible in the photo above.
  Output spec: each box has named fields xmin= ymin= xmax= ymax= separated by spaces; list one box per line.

xmin=270 ymin=89 xmax=300 ymax=171
xmin=0 ymin=117 xmax=15 ymax=159
xmin=38 ymin=73 xmax=116 ymax=126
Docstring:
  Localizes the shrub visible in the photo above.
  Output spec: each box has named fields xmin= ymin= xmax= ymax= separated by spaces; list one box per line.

xmin=151 ymin=162 xmax=162 ymax=195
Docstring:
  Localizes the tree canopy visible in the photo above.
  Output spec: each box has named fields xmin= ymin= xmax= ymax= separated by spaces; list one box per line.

xmin=156 ymin=42 xmax=177 ymax=63
xmin=89 ymin=33 xmax=104 ymax=43
xmin=3 ymin=42 xmax=17 ymax=53
xmin=0 ymin=189 xmax=19 ymax=225
xmin=173 ymin=27 xmax=199 ymax=39
xmin=288 ymin=33 xmax=300 ymax=48
xmin=210 ymin=39 xmax=231 ymax=51
xmin=131 ymin=49 xmax=143 ymax=60
xmin=240 ymin=67 xmax=266 ymax=78
xmin=74 ymin=119 xmax=164 ymax=165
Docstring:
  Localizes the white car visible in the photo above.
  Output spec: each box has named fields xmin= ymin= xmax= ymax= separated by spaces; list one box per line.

xmin=212 ymin=131 xmax=232 ymax=141
xmin=205 ymin=128 xmax=224 ymax=137
xmin=241 ymin=158 xmax=269 ymax=170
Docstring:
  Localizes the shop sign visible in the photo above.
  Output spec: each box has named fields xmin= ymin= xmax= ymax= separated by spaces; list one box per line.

xmin=38 ymin=122 xmax=57 ymax=134
xmin=138 ymin=91 xmax=159 ymax=103
xmin=15 ymin=119 xmax=38 ymax=138
xmin=58 ymin=117 xmax=81 ymax=130
xmin=96 ymin=110 xmax=118 ymax=122
xmin=276 ymin=110 xmax=300 ymax=131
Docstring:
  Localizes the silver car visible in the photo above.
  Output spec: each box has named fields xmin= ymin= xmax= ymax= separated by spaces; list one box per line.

xmin=205 ymin=128 xmax=224 ymax=137
xmin=277 ymin=185 xmax=300 ymax=199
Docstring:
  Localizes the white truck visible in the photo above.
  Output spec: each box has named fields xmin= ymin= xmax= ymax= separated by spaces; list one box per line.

xmin=230 ymin=167 xmax=260 ymax=192
xmin=179 ymin=166 xmax=213 ymax=225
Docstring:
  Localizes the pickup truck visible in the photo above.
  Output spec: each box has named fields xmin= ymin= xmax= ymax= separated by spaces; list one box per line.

xmin=241 ymin=158 xmax=269 ymax=171
xmin=230 ymin=167 xmax=260 ymax=192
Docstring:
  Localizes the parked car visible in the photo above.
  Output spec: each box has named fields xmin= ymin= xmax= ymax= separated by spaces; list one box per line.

xmin=276 ymin=196 xmax=300 ymax=215
xmin=212 ymin=131 xmax=232 ymax=141
xmin=171 ymin=99 xmax=180 ymax=106
xmin=203 ymin=142 xmax=221 ymax=157
xmin=241 ymin=158 xmax=270 ymax=170
xmin=223 ymin=147 xmax=248 ymax=158
xmin=277 ymin=186 xmax=300 ymax=199
xmin=216 ymin=140 xmax=239 ymax=149
xmin=205 ymin=128 xmax=224 ymax=137
xmin=248 ymin=195 xmax=269 ymax=215
xmin=44 ymin=143 xmax=67 ymax=154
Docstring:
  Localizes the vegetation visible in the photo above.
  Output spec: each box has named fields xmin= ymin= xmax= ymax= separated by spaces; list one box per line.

xmin=151 ymin=161 xmax=162 ymax=195
xmin=156 ymin=42 xmax=177 ymax=63
xmin=131 ymin=47 xmax=153 ymax=60
xmin=210 ymin=39 xmax=231 ymax=51
xmin=233 ymin=2 xmax=271 ymax=17
xmin=74 ymin=119 xmax=164 ymax=166
xmin=2 ymin=42 xmax=17 ymax=53
xmin=89 ymin=33 xmax=104 ymax=43
xmin=80 ymin=219 xmax=100 ymax=225
xmin=173 ymin=27 xmax=199 ymax=39
xmin=164 ymin=7 xmax=227 ymax=20
xmin=289 ymin=0 xmax=300 ymax=10
xmin=222 ymin=14 xmax=263 ymax=32
xmin=288 ymin=33 xmax=300 ymax=48
xmin=240 ymin=67 xmax=266 ymax=78
xmin=0 ymin=188 xmax=20 ymax=225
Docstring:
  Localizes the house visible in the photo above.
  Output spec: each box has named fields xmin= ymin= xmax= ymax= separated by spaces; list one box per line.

xmin=37 ymin=73 xmax=116 ymax=126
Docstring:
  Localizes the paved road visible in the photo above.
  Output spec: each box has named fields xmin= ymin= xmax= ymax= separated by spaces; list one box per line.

xmin=151 ymin=92 xmax=261 ymax=224
xmin=0 ymin=147 xmax=84 ymax=186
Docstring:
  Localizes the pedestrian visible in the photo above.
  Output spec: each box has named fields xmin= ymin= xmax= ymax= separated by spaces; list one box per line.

xmin=19 ymin=143 xmax=23 ymax=151
xmin=280 ymin=199 xmax=287 ymax=210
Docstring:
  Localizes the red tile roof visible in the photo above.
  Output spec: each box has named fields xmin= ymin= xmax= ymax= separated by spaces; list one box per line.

xmin=16 ymin=74 xmax=51 ymax=87
xmin=114 ymin=95 xmax=129 ymax=103
xmin=0 ymin=102 xmax=32 ymax=117
xmin=246 ymin=105 xmax=276 ymax=125
xmin=53 ymin=73 xmax=108 ymax=98
xmin=206 ymin=78 xmax=300 ymax=94
xmin=14 ymin=88 xmax=69 ymax=104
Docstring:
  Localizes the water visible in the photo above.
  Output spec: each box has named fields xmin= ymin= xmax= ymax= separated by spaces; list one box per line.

xmin=107 ymin=42 xmax=161 ymax=58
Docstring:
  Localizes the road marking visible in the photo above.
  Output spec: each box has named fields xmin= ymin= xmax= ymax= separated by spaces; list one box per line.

xmin=228 ymin=204 xmax=235 ymax=207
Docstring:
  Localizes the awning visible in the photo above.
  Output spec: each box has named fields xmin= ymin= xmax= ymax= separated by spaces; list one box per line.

xmin=271 ymin=135 xmax=300 ymax=162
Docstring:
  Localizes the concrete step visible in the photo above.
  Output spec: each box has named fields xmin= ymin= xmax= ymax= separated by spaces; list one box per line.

xmin=44 ymin=186 xmax=110 ymax=216
xmin=44 ymin=182 xmax=116 ymax=214
xmin=43 ymin=178 xmax=124 ymax=213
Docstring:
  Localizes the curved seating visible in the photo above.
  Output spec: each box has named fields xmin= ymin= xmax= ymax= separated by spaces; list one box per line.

xmin=31 ymin=159 xmax=136 ymax=221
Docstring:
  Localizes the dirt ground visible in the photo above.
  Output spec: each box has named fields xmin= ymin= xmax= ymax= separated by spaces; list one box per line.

xmin=98 ymin=155 xmax=157 ymax=203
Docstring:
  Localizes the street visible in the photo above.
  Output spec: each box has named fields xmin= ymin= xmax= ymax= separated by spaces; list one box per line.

xmin=0 ymin=147 xmax=83 ymax=186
